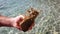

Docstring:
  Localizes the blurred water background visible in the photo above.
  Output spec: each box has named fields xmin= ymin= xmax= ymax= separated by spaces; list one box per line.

xmin=0 ymin=0 xmax=60 ymax=34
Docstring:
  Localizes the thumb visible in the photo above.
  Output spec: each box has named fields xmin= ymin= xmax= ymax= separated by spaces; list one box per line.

xmin=12 ymin=15 xmax=25 ymax=28
xmin=14 ymin=15 xmax=25 ymax=23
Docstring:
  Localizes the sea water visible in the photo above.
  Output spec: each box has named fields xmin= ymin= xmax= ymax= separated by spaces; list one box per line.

xmin=0 ymin=0 xmax=60 ymax=34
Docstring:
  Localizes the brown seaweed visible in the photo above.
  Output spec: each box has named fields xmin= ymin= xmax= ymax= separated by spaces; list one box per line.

xmin=20 ymin=8 xmax=39 ymax=32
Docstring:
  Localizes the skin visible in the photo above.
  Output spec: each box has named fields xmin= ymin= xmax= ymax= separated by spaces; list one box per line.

xmin=0 ymin=15 xmax=34 ymax=31
xmin=0 ymin=8 xmax=39 ymax=32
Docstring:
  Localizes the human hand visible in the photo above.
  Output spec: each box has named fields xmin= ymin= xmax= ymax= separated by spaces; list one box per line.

xmin=12 ymin=15 xmax=35 ymax=32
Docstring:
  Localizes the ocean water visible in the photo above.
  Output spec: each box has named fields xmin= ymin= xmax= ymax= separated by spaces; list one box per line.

xmin=0 ymin=0 xmax=60 ymax=34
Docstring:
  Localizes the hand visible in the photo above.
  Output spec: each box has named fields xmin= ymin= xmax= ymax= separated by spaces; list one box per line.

xmin=12 ymin=8 xmax=39 ymax=32
xmin=13 ymin=15 xmax=35 ymax=32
